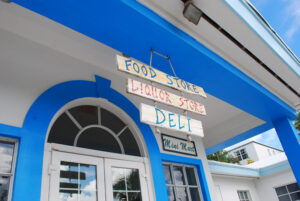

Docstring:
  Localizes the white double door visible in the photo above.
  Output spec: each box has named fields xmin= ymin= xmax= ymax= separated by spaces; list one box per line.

xmin=49 ymin=151 xmax=149 ymax=201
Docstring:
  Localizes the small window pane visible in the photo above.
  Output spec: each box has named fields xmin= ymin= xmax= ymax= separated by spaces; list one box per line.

xmin=0 ymin=141 xmax=14 ymax=173
xmin=126 ymin=169 xmax=141 ymax=191
xmin=128 ymin=192 xmax=142 ymax=201
xmin=186 ymin=167 xmax=197 ymax=186
xmin=59 ymin=162 xmax=98 ymax=201
xmin=113 ymin=192 xmax=127 ymax=201
xmin=48 ymin=113 xmax=79 ymax=145
xmin=112 ymin=168 xmax=126 ymax=190
xmin=119 ymin=128 xmax=141 ymax=156
xmin=163 ymin=165 xmax=173 ymax=184
xmin=276 ymin=186 xmax=288 ymax=196
xmin=79 ymin=165 xmax=97 ymax=190
xmin=173 ymin=166 xmax=185 ymax=185
xmin=239 ymin=192 xmax=245 ymax=199
xmin=80 ymin=191 xmax=97 ymax=201
xmin=0 ymin=176 xmax=10 ymax=201
xmin=287 ymin=183 xmax=300 ymax=193
xmin=77 ymin=127 xmax=121 ymax=153
xmin=69 ymin=105 xmax=98 ymax=127
xmin=101 ymin=108 xmax=125 ymax=134
xmin=190 ymin=188 xmax=201 ymax=201
xmin=290 ymin=192 xmax=300 ymax=201
xmin=176 ymin=187 xmax=188 ymax=201
xmin=59 ymin=192 xmax=78 ymax=201
xmin=279 ymin=195 xmax=291 ymax=201
xmin=166 ymin=187 xmax=175 ymax=201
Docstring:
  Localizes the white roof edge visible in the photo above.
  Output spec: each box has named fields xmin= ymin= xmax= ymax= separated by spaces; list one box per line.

xmin=222 ymin=0 xmax=300 ymax=77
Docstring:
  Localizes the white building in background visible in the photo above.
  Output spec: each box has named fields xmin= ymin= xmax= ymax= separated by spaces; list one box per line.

xmin=209 ymin=152 xmax=299 ymax=201
xmin=226 ymin=141 xmax=283 ymax=165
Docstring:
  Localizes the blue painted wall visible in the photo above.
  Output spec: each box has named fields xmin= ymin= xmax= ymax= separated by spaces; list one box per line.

xmin=0 ymin=76 xmax=211 ymax=201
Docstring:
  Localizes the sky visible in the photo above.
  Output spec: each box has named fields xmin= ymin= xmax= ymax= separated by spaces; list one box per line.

xmin=225 ymin=0 xmax=300 ymax=151
xmin=249 ymin=0 xmax=300 ymax=59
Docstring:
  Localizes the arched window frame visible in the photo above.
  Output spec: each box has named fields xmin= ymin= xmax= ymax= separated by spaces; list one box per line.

xmin=45 ymin=98 xmax=146 ymax=157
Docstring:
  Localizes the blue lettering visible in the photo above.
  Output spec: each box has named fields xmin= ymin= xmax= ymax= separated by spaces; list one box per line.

xmin=186 ymin=82 xmax=192 ymax=91
xmin=166 ymin=74 xmax=173 ymax=85
xmin=125 ymin=60 xmax=132 ymax=71
xmin=187 ymin=118 xmax=192 ymax=132
xmin=169 ymin=113 xmax=176 ymax=128
xmin=155 ymin=108 xmax=165 ymax=124
xmin=141 ymin=65 xmax=148 ymax=76
xmin=181 ymin=80 xmax=187 ymax=89
xmin=192 ymin=85 xmax=199 ymax=94
xmin=149 ymin=67 xmax=157 ymax=78
xmin=133 ymin=63 xmax=140 ymax=73
xmin=178 ymin=115 xmax=185 ymax=130
xmin=173 ymin=77 xmax=180 ymax=87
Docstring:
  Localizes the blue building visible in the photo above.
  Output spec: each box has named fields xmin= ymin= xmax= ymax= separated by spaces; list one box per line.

xmin=0 ymin=0 xmax=299 ymax=201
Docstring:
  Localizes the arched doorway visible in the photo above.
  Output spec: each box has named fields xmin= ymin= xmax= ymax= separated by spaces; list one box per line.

xmin=42 ymin=98 xmax=152 ymax=201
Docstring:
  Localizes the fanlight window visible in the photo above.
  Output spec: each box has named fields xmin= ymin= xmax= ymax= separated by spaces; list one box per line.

xmin=48 ymin=105 xmax=141 ymax=156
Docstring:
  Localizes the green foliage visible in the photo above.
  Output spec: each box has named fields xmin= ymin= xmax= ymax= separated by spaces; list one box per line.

xmin=247 ymin=159 xmax=254 ymax=164
xmin=294 ymin=112 xmax=300 ymax=135
xmin=207 ymin=150 xmax=239 ymax=164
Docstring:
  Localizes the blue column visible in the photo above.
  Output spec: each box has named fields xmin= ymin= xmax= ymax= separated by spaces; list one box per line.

xmin=273 ymin=117 xmax=300 ymax=185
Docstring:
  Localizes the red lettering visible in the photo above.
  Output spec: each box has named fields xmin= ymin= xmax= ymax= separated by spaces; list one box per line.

xmin=193 ymin=102 xmax=198 ymax=112
xmin=179 ymin=97 xmax=184 ymax=107
xmin=165 ymin=92 xmax=172 ymax=104
xmin=140 ymin=82 xmax=143 ymax=94
xmin=131 ymin=79 xmax=139 ymax=92
xmin=152 ymin=87 xmax=158 ymax=98
xmin=159 ymin=90 xmax=165 ymax=100
xmin=184 ymin=99 xmax=188 ymax=108
xmin=189 ymin=100 xmax=194 ymax=110
xmin=145 ymin=85 xmax=151 ymax=96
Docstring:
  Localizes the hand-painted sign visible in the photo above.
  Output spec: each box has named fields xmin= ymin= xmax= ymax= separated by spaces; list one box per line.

xmin=161 ymin=134 xmax=197 ymax=156
xmin=117 ymin=55 xmax=206 ymax=98
xmin=140 ymin=103 xmax=204 ymax=137
xmin=128 ymin=78 xmax=206 ymax=115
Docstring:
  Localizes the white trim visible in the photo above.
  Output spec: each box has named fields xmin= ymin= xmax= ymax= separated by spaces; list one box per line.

xmin=49 ymin=143 xmax=145 ymax=163
xmin=44 ymin=97 xmax=147 ymax=158
xmin=41 ymin=97 xmax=156 ymax=201
xmin=73 ymin=125 xmax=125 ymax=154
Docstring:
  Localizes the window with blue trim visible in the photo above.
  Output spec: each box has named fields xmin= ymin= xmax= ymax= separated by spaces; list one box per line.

xmin=163 ymin=163 xmax=202 ymax=201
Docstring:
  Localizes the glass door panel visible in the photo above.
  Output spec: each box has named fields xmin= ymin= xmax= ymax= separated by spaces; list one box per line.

xmin=49 ymin=151 xmax=105 ymax=201
xmin=105 ymin=159 xmax=149 ymax=201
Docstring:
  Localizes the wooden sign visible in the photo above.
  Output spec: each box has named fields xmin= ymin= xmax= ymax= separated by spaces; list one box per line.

xmin=117 ymin=55 xmax=206 ymax=98
xmin=128 ymin=78 xmax=206 ymax=115
xmin=140 ymin=103 xmax=204 ymax=137
xmin=162 ymin=134 xmax=197 ymax=156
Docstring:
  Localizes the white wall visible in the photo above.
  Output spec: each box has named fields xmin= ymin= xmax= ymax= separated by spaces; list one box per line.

xmin=228 ymin=142 xmax=282 ymax=165
xmin=212 ymin=174 xmax=261 ymax=201
xmin=228 ymin=143 xmax=258 ymax=165
xmin=255 ymin=169 xmax=296 ymax=201
xmin=253 ymin=143 xmax=282 ymax=161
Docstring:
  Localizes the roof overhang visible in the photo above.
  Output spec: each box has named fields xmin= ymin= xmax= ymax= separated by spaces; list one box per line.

xmin=3 ymin=0 xmax=299 ymax=151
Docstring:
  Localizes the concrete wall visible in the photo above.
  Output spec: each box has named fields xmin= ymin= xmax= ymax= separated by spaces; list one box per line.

xmin=212 ymin=174 xmax=261 ymax=201
xmin=253 ymin=143 xmax=282 ymax=161
xmin=228 ymin=142 xmax=282 ymax=165
xmin=228 ymin=143 xmax=258 ymax=165
xmin=211 ymin=167 xmax=296 ymax=201
xmin=255 ymin=169 xmax=296 ymax=201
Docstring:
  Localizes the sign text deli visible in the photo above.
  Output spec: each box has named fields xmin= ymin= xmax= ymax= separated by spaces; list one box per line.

xmin=117 ymin=54 xmax=206 ymax=138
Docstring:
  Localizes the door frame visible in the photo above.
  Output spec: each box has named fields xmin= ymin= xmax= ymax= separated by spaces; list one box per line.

xmin=41 ymin=143 xmax=154 ymax=201
xmin=49 ymin=151 xmax=105 ymax=201
xmin=105 ymin=158 xmax=150 ymax=201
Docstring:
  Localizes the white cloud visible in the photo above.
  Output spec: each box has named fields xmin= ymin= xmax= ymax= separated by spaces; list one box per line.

xmin=283 ymin=0 xmax=300 ymax=41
